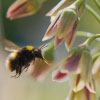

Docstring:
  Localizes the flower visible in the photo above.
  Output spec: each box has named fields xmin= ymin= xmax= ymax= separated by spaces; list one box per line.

xmin=28 ymin=58 xmax=52 ymax=81
xmin=52 ymin=44 xmax=92 ymax=82
xmin=7 ymin=0 xmax=46 ymax=20
xmin=66 ymin=85 xmax=96 ymax=100
xmin=43 ymin=5 xmax=79 ymax=50
xmin=28 ymin=41 xmax=55 ymax=81
xmin=43 ymin=0 xmax=85 ymax=50
xmin=66 ymin=74 xmax=96 ymax=100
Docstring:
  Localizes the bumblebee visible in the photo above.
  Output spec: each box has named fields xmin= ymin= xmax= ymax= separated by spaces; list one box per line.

xmin=1 ymin=38 xmax=47 ymax=78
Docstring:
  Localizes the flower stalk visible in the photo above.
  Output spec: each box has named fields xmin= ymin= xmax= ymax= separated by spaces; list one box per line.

xmin=94 ymin=0 xmax=100 ymax=9
xmin=85 ymin=4 xmax=100 ymax=23
xmin=84 ymin=34 xmax=100 ymax=46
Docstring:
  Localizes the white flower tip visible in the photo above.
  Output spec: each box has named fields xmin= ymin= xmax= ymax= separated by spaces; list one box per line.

xmin=46 ymin=12 xmax=50 ymax=16
xmin=46 ymin=10 xmax=53 ymax=16
xmin=42 ymin=37 xmax=47 ymax=41
xmin=42 ymin=35 xmax=51 ymax=41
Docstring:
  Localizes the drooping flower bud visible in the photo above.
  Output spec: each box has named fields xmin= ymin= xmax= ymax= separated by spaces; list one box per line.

xmin=43 ymin=5 xmax=79 ymax=50
xmin=79 ymin=47 xmax=92 ymax=82
xmin=54 ymin=44 xmax=92 ymax=82
xmin=7 ymin=0 xmax=46 ymax=20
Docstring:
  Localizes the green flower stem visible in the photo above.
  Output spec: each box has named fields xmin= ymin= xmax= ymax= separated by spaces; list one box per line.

xmin=77 ymin=31 xmax=100 ymax=42
xmin=75 ymin=0 xmax=85 ymax=7
xmin=84 ymin=34 xmax=100 ymax=46
xmin=85 ymin=4 xmax=100 ymax=23
xmin=77 ymin=31 xmax=94 ymax=38
xmin=94 ymin=0 xmax=100 ymax=9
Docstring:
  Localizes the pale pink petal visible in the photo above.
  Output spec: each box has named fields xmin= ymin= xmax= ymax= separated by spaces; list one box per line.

xmin=28 ymin=58 xmax=52 ymax=81
xmin=86 ymin=82 xmax=96 ymax=93
xmin=65 ymin=20 xmax=79 ymax=50
xmin=42 ymin=14 xmax=61 ymax=41
xmin=63 ymin=55 xmax=81 ymax=72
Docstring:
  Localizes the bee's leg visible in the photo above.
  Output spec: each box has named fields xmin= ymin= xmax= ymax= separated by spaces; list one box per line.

xmin=12 ymin=67 xmax=21 ymax=78
xmin=24 ymin=63 xmax=30 ymax=72
xmin=14 ymin=74 xmax=20 ymax=78
xmin=11 ymin=68 xmax=19 ymax=78
xmin=17 ymin=67 xmax=22 ymax=77
xmin=25 ymin=58 xmax=35 ymax=72
xmin=33 ymin=57 xmax=35 ymax=64
xmin=11 ymin=73 xmax=18 ymax=78
xmin=25 ymin=67 xmax=28 ymax=72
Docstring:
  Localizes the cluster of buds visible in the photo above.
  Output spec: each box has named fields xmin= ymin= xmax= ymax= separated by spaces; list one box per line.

xmin=43 ymin=0 xmax=85 ymax=50
xmin=52 ymin=33 xmax=100 ymax=100
xmin=6 ymin=0 xmax=100 ymax=100
xmin=42 ymin=0 xmax=98 ymax=99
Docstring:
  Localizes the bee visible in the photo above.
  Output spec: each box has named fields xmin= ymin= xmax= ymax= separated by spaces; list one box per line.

xmin=1 ymin=38 xmax=47 ymax=78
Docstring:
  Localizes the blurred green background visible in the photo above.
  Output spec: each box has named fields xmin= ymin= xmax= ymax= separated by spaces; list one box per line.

xmin=0 ymin=0 xmax=100 ymax=100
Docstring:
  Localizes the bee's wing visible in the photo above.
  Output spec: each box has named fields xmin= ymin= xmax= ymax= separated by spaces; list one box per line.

xmin=0 ymin=38 xmax=21 ymax=52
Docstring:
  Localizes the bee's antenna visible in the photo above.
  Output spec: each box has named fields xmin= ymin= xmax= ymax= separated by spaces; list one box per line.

xmin=39 ymin=44 xmax=49 ymax=50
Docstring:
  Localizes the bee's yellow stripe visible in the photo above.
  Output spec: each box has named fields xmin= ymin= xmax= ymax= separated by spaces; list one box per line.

xmin=26 ymin=46 xmax=35 ymax=51
xmin=7 ymin=60 xmax=13 ymax=71
xmin=11 ymin=52 xmax=18 ymax=59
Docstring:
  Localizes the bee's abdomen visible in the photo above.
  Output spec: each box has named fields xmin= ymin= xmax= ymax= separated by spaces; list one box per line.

xmin=7 ymin=49 xmax=35 ymax=72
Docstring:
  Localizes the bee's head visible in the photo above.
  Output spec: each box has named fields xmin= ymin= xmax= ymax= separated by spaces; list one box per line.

xmin=33 ymin=49 xmax=44 ymax=59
